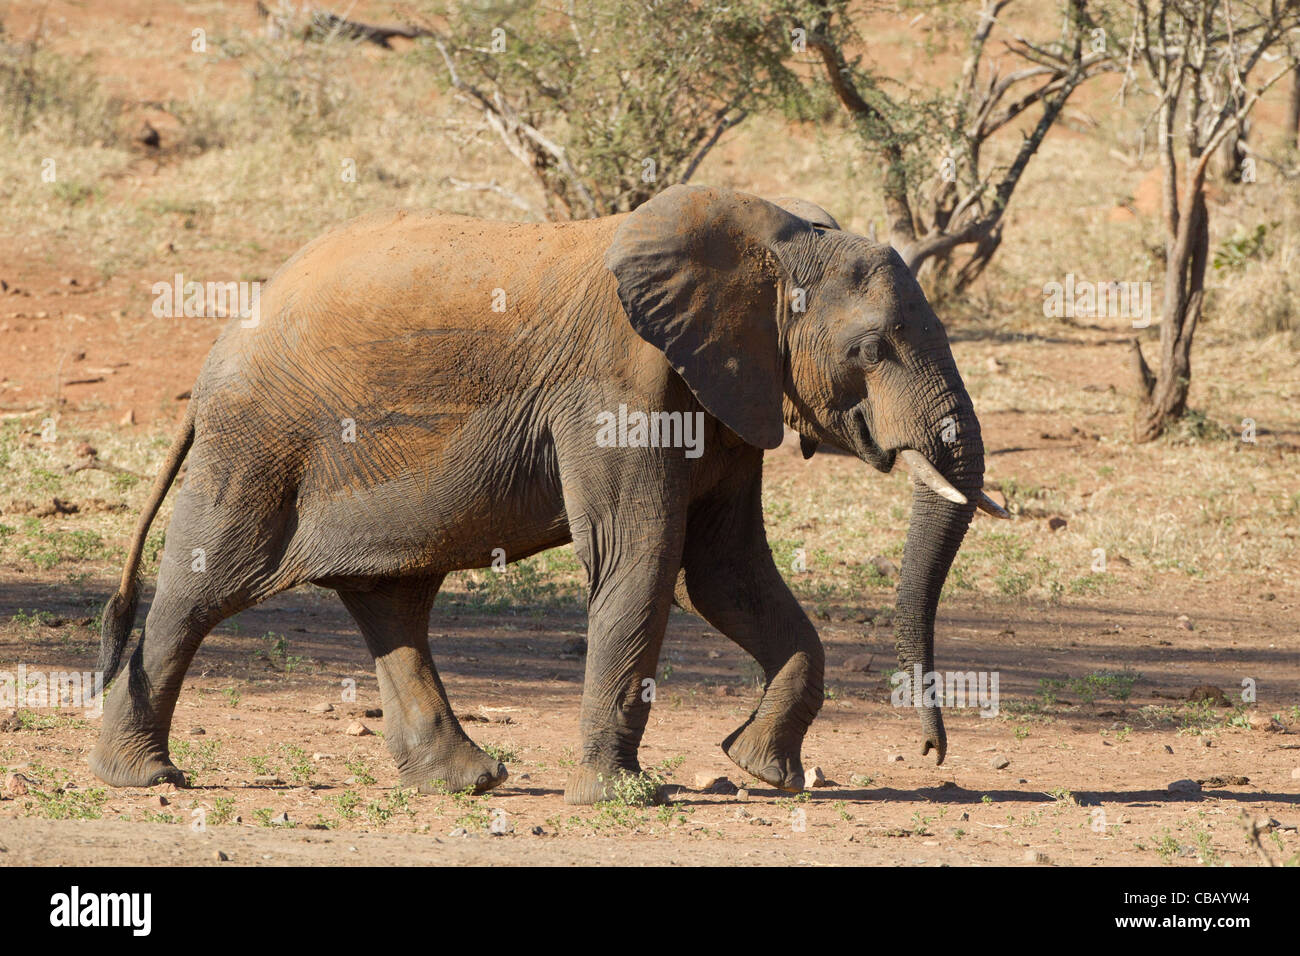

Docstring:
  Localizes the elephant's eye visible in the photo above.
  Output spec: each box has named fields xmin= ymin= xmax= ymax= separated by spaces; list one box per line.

xmin=848 ymin=337 xmax=881 ymax=367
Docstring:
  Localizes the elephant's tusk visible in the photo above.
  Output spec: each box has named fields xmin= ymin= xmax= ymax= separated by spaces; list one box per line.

xmin=898 ymin=449 xmax=968 ymax=505
xmin=975 ymin=490 xmax=1011 ymax=519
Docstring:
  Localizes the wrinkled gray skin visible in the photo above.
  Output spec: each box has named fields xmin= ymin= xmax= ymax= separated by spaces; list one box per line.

xmin=90 ymin=184 xmax=984 ymax=803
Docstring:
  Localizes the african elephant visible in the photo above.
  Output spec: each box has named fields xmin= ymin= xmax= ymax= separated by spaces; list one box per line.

xmin=90 ymin=184 xmax=1006 ymax=804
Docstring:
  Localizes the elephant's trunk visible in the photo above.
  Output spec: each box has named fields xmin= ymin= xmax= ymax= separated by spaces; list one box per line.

xmin=892 ymin=384 xmax=983 ymax=764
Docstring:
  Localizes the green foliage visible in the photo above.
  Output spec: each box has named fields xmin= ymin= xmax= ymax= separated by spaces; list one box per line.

xmin=1040 ymin=670 xmax=1141 ymax=705
xmin=1213 ymin=223 xmax=1273 ymax=271
xmin=209 ymin=797 xmax=236 ymax=826
xmin=17 ymin=766 xmax=107 ymax=820
xmin=413 ymin=0 xmax=806 ymax=217
xmin=345 ymin=758 xmax=377 ymax=787
xmin=252 ymin=632 xmax=308 ymax=672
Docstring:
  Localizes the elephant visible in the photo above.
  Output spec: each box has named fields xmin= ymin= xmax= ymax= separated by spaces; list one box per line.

xmin=90 ymin=184 xmax=1007 ymax=804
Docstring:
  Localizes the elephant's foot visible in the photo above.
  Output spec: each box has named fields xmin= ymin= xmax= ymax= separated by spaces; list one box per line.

xmin=563 ymin=762 xmax=665 ymax=806
xmin=89 ymin=740 xmax=188 ymax=789
xmin=722 ymin=720 xmax=805 ymax=793
xmin=399 ymin=743 xmax=508 ymax=796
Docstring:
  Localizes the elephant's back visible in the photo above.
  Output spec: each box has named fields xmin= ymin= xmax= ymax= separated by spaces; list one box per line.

xmin=198 ymin=208 xmax=624 ymax=393
xmin=184 ymin=206 xmax=630 ymax=496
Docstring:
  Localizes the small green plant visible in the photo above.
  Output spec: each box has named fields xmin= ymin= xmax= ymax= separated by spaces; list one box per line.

xmin=282 ymin=744 xmax=313 ymax=785
xmin=247 ymin=754 xmax=275 ymax=777
xmin=366 ymin=788 xmax=416 ymax=826
xmin=210 ymin=797 xmax=236 ymax=826
xmin=345 ymin=758 xmax=377 ymax=786
xmin=11 ymin=608 xmax=56 ymax=629
xmin=1212 ymin=222 xmax=1272 ymax=271
xmin=482 ymin=742 xmax=519 ymax=764
xmin=1041 ymin=670 xmax=1141 ymax=705
xmin=169 ymin=738 xmax=222 ymax=782
xmin=1193 ymin=829 xmax=1220 ymax=866
xmin=1155 ymin=828 xmax=1182 ymax=864
xmin=21 ymin=772 xmax=107 ymax=821
xmin=253 ymin=632 xmax=306 ymax=672
xmin=332 ymin=790 xmax=362 ymax=820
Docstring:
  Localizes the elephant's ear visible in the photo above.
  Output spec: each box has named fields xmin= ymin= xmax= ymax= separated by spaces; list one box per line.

xmin=768 ymin=196 xmax=841 ymax=231
xmin=604 ymin=184 xmax=807 ymax=450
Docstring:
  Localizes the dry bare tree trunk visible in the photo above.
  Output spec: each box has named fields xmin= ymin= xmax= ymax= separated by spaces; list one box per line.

xmin=1127 ymin=0 xmax=1300 ymax=443
xmin=1288 ymin=68 xmax=1300 ymax=147
xmin=1134 ymin=192 xmax=1208 ymax=442
xmin=807 ymin=0 xmax=1106 ymax=295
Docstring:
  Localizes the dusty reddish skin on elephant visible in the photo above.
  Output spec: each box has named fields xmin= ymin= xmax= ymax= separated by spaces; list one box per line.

xmin=91 ymin=185 xmax=987 ymax=804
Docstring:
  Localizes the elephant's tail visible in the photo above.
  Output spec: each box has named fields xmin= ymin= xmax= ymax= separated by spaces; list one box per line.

xmin=98 ymin=403 xmax=196 ymax=687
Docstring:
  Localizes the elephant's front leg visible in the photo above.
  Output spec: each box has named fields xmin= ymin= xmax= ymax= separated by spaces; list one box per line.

xmin=676 ymin=464 xmax=825 ymax=792
xmin=564 ymin=516 xmax=684 ymax=805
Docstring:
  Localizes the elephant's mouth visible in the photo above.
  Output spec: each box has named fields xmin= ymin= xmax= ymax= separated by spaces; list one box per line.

xmin=849 ymin=405 xmax=896 ymax=474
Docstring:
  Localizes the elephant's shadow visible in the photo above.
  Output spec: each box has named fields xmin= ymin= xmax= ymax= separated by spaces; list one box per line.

xmin=817 ymin=784 xmax=1300 ymax=806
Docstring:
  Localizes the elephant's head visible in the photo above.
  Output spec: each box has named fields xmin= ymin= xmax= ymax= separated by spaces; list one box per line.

xmin=606 ymin=184 xmax=1007 ymax=764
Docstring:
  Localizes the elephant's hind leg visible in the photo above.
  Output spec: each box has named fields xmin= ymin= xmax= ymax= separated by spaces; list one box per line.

xmin=90 ymin=494 xmax=293 ymax=788
xmin=336 ymin=579 xmax=507 ymax=795
xmin=89 ymin=572 xmax=227 ymax=788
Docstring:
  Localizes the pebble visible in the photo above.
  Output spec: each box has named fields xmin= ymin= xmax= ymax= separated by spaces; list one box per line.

xmin=530 ymin=825 xmax=545 ymax=835
xmin=1168 ymin=779 xmax=1201 ymax=794
xmin=1176 ymin=614 xmax=1194 ymax=630
xmin=310 ymin=702 xmax=334 ymax=713
xmin=887 ymin=754 xmax=904 ymax=763
xmin=694 ymin=772 xmax=725 ymax=790
xmin=841 ymin=655 xmax=874 ymax=673
xmin=1024 ymin=850 xmax=1051 ymax=864
xmin=363 ymin=708 xmax=383 ymax=719
xmin=807 ymin=766 xmax=828 ymax=788
xmin=448 ymin=827 xmax=469 ymax=838
xmin=345 ymin=721 xmax=372 ymax=736
xmin=269 ymin=812 xmax=290 ymax=825
xmin=4 ymin=773 xmax=33 ymax=796
xmin=1290 ymin=768 xmax=1300 ymax=780
xmin=212 ymin=850 xmax=228 ymax=862
xmin=869 ymin=555 xmax=899 ymax=579
xmin=991 ymin=754 xmax=1010 ymax=770
xmin=1047 ymin=516 xmax=1067 ymax=532
xmin=735 ymin=789 xmax=750 ymax=799
xmin=253 ymin=776 xmax=283 ymax=787
xmin=189 ymin=727 xmax=206 ymax=735
xmin=146 ymin=794 xmax=169 ymax=808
